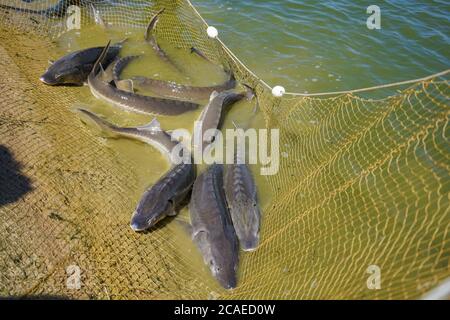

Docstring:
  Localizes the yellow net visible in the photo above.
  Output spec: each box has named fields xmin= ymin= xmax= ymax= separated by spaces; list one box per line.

xmin=0 ymin=0 xmax=449 ymax=299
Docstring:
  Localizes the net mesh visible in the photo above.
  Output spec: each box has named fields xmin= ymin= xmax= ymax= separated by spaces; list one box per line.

xmin=0 ymin=0 xmax=449 ymax=299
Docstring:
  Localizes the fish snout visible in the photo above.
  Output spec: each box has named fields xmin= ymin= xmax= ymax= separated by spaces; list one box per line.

xmin=219 ymin=273 xmax=237 ymax=290
xmin=240 ymin=233 xmax=260 ymax=252
xmin=130 ymin=212 xmax=148 ymax=232
xmin=39 ymin=73 xmax=58 ymax=85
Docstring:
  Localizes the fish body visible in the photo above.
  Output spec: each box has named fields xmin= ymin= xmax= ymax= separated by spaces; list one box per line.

xmin=224 ymin=161 xmax=260 ymax=251
xmin=145 ymin=8 xmax=182 ymax=72
xmin=77 ymin=109 xmax=195 ymax=231
xmin=87 ymin=41 xmax=199 ymax=115
xmin=194 ymin=91 xmax=246 ymax=151
xmin=40 ymin=43 xmax=122 ymax=86
xmin=112 ymin=55 xmax=236 ymax=101
xmin=189 ymin=164 xmax=239 ymax=289
xmin=131 ymin=162 xmax=195 ymax=231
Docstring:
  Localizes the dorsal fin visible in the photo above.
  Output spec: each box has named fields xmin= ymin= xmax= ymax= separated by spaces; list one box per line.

xmin=137 ymin=118 xmax=161 ymax=132
xmin=89 ymin=3 xmax=105 ymax=27
xmin=209 ymin=90 xmax=219 ymax=102
xmin=91 ymin=40 xmax=111 ymax=77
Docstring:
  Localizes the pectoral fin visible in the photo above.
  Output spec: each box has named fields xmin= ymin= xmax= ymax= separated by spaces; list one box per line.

xmin=115 ymin=79 xmax=135 ymax=93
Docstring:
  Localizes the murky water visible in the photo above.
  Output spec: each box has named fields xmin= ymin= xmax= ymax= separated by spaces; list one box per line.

xmin=56 ymin=24 xmax=272 ymax=290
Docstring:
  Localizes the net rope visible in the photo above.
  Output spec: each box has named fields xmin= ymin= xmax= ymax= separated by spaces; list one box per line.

xmin=0 ymin=0 xmax=449 ymax=299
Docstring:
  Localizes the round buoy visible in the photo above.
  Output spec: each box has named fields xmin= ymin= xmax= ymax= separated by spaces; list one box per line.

xmin=272 ymin=85 xmax=285 ymax=97
xmin=207 ymin=26 xmax=218 ymax=38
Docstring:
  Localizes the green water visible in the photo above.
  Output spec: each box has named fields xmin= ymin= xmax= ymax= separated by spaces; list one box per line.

xmin=193 ymin=0 xmax=450 ymax=93
xmin=55 ymin=24 xmax=272 ymax=292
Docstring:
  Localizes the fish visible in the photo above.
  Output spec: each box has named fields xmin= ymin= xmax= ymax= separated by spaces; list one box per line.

xmin=194 ymin=90 xmax=251 ymax=152
xmin=145 ymin=8 xmax=182 ymax=72
xmin=40 ymin=40 xmax=124 ymax=86
xmin=112 ymin=55 xmax=236 ymax=101
xmin=77 ymin=109 xmax=196 ymax=231
xmin=87 ymin=41 xmax=199 ymax=115
xmin=224 ymin=153 xmax=261 ymax=251
xmin=189 ymin=163 xmax=239 ymax=289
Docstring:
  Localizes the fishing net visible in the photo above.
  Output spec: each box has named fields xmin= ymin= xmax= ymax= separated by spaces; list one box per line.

xmin=0 ymin=0 xmax=448 ymax=299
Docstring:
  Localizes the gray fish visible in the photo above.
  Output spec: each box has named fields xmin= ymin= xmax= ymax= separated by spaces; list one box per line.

xmin=88 ymin=41 xmax=199 ymax=115
xmin=189 ymin=163 xmax=239 ymax=289
xmin=194 ymin=90 xmax=250 ymax=152
xmin=112 ymin=55 xmax=236 ymax=101
xmin=40 ymin=40 xmax=123 ymax=86
xmin=145 ymin=8 xmax=182 ymax=72
xmin=77 ymin=109 xmax=195 ymax=231
xmin=224 ymin=159 xmax=261 ymax=251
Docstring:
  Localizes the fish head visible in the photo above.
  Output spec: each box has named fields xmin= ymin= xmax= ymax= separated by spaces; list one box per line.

xmin=130 ymin=187 xmax=174 ymax=231
xmin=40 ymin=62 xmax=85 ymax=85
xmin=198 ymin=230 xmax=238 ymax=290
xmin=232 ymin=200 xmax=261 ymax=251
xmin=209 ymin=244 xmax=238 ymax=289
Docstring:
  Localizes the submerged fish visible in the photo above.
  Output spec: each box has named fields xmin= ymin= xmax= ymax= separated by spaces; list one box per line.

xmin=112 ymin=55 xmax=236 ymax=101
xmin=194 ymin=90 xmax=250 ymax=152
xmin=88 ymin=41 xmax=199 ymax=115
xmin=77 ymin=109 xmax=195 ymax=231
xmin=145 ymin=8 xmax=182 ymax=72
xmin=224 ymin=158 xmax=261 ymax=251
xmin=189 ymin=163 xmax=239 ymax=289
xmin=40 ymin=41 xmax=123 ymax=86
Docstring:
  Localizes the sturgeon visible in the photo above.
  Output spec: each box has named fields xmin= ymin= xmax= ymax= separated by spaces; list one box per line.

xmin=224 ymin=154 xmax=261 ymax=251
xmin=77 ymin=109 xmax=195 ymax=231
xmin=145 ymin=8 xmax=182 ymax=72
xmin=112 ymin=55 xmax=236 ymax=101
xmin=40 ymin=41 xmax=123 ymax=86
xmin=87 ymin=41 xmax=199 ymax=115
xmin=189 ymin=163 xmax=239 ymax=289
xmin=194 ymin=90 xmax=251 ymax=152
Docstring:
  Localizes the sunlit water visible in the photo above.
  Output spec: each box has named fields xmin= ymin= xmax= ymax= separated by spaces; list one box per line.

xmin=193 ymin=0 xmax=450 ymax=93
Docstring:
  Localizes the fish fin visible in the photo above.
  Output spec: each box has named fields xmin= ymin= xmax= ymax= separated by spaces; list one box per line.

xmin=99 ymin=57 xmax=119 ymax=83
xmin=242 ymin=83 xmax=256 ymax=101
xmin=209 ymin=90 xmax=219 ymax=102
xmin=89 ymin=3 xmax=106 ymax=27
xmin=91 ymin=40 xmax=111 ymax=77
xmin=137 ymin=118 xmax=161 ymax=132
xmin=145 ymin=8 xmax=165 ymax=41
xmin=115 ymin=79 xmax=134 ymax=93
xmin=115 ymin=38 xmax=128 ymax=47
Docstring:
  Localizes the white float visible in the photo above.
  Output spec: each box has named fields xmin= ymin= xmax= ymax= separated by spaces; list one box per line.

xmin=272 ymin=85 xmax=285 ymax=97
xmin=207 ymin=26 xmax=218 ymax=38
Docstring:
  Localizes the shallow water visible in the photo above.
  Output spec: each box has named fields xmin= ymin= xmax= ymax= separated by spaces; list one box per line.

xmin=192 ymin=0 xmax=450 ymax=93
xmin=56 ymin=24 xmax=272 ymax=291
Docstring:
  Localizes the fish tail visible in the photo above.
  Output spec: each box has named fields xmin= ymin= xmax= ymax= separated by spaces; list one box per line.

xmin=77 ymin=108 xmax=121 ymax=136
xmin=145 ymin=8 xmax=165 ymax=41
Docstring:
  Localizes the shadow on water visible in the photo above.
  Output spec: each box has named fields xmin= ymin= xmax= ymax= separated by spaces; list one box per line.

xmin=0 ymin=145 xmax=33 ymax=207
